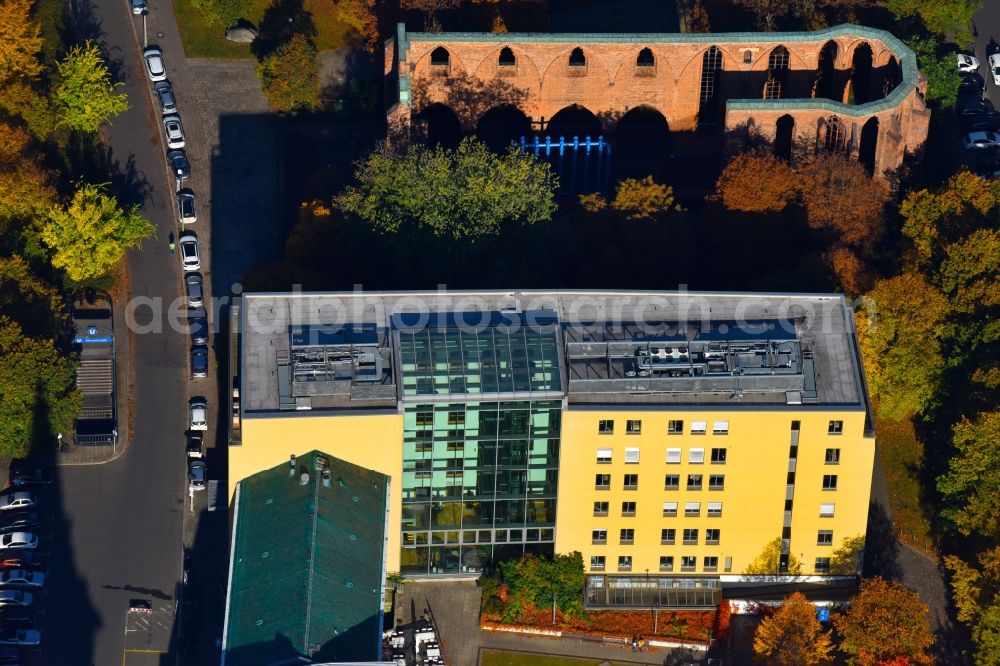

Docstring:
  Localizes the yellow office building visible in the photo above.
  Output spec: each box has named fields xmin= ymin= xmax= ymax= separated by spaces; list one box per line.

xmin=231 ymin=290 xmax=875 ymax=602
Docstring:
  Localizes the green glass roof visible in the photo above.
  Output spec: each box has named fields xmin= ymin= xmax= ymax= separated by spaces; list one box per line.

xmin=397 ymin=316 xmax=562 ymax=398
xmin=222 ymin=451 xmax=388 ymax=666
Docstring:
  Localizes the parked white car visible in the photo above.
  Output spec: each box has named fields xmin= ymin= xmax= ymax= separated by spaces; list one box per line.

xmin=963 ymin=130 xmax=1000 ymax=150
xmin=989 ymin=54 xmax=1000 ymax=86
xmin=0 ymin=533 xmax=37 ymax=551
xmin=958 ymin=53 xmax=980 ymax=73
xmin=177 ymin=190 xmax=196 ymax=224
xmin=189 ymin=398 xmax=208 ymax=431
xmin=179 ymin=231 xmax=200 ymax=271
xmin=0 ymin=493 xmax=33 ymax=512
xmin=143 ymin=47 xmax=166 ymax=82
xmin=162 ymin=114 xmax=185 ymax=149
xmin=0 ymin=590 xmax=32 ymax=607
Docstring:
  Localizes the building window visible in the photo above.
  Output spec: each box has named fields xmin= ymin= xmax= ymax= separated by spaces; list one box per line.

xmin=825 ymin=448 xmax=841 ymax=464
xmin=704 ymin=556 xmax=719 ymax=572
xmin=664 ymin=474 xmax=680 ymax=490
xmin=498 ymin=46 xmax=516 ymax=67
xmin=430 ymin=46 xmax=450 ymax=67
xmin=684 ymin=501 xmax=701 ymax=517
xmin=763 ymin=76 xmax=782 ymax=99
xmin=637 ymin=47 xmax=655 ymax=67
xmin=663 ymin=501 xmax=678 ymax=517
xmin=618 ymin=555 xmax=632 ymax=571
xmin=823 ymin=474 xmax=838 ymax=491
xmin=623 ymin=474 xmax=638 ymax=490
xmin=712 ymin=420 xmax=729 ymax=435
xmin=592 ymin=529 xmax=607 ymax=544
xmin=823 ymin=117 xmax=846 ymax=153
xmin=590 ymin=555 xmax=605 ymax=570
xmin=791 ymin=420 xmax=801 ymax=431
xmin=689 ymin=448 xmax=705 ymax=464
xmin=668 ymin=420 xmax=683 ymax=435
xmin=626 ymin=420 xmax=642 ymax=435
xmin=707 ymin=502 xmax=723 ymax=517
xmin=743 ymin=49 xmax=752 ymax=64
xmin=661 ymin=528 xmax=676 ymax=545
xmin=666 ymin=448 xmax=682 ymax=464
xmin=593 ymin=501 xmax=609 ymax=516
xmin=659 ymin=555 xmax=674 ymax=571
xmin=711 ymin=448 xmax=727 ymax=464
xmin=818 ymin=530 xmax=833 ymax=546
xmin=815 ymin=557 xmax=831 ymax=573
xmin=681 ymin=555 xmax=696 ymax=572
xmin=820 ymin=503 xmax=835 ymax=517
xmin=683 ymin=528 xmax=699 ymax=545
xmin=769 ymin=45 xmax=789 ymax=70
xmin=709 ymin=474 xmax=725 ymax=490
xmin=619 ymin=528 xmax=634 ymax=544
xmin=725 ymin=556 xmax=733 ymax=572
xmin=705 ymin=528 xmax=720 ymax=545
xmin=828 ymin=420 xmax=843 ymax=435
xmin=687 ymin=474 xmax=703 ymax=490
xmin=599 ymin=419 xmax=614 ymax=434
xmin=624 ymin=447 xmax=640 ymax=464
xmin=596 ymin=448 xmax=612 ymax=464
xmin=621 ymin=501 xmax=636 ymax=517
xmin=691 ymin=421 xmax=707 ymax=435
xmin=447 ymin=410 xmax=464 ymax=426
xmin=595 ymin=473 xmax=610 ymax=490
xmin=700 ymin=46 xmax=723 ymax=105
xmin=569 ymin=47 xmax=586 ymax=67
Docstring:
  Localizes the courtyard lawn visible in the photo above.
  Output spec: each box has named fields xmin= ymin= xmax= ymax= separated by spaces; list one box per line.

xmin=480 ymin=651 xmax=633 ymax=666
xmin=173 ymin=0 xmax=353 ymax=59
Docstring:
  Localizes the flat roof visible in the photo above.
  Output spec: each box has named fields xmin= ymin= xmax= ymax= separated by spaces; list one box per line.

xmin=222 ymin=450 xmax=388 ymax=666
xmin=240 ymin=290 xmax=869 ymax=414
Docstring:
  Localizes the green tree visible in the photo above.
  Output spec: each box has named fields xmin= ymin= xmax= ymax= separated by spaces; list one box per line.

xmin=40 ymin=182 xmax=155 ymax=283
xmin=888 ymin=0 xmax=980 ymax=44
xmin=936 ymin=228 xmax=1000 ymax=315
xmin=972 ymin=602 xmax=1000 ymax=666
xmin=337 ymin=138 xmax=558 ymax=237
xmin=905 ymin=36 xmax=963 ymax=107
xmin=937 ymin=411 xmax=1000 ymax=536
xmin=494 ymin=552 xmax=586 ymax=623
xmin=829 ymin=534 xmax=866 ymax=575
xmin=834 ymin=577 xmax=934 ymax=666
xmin=856 ymin=273 xmax=949 ymax=420
xmin=50 ymin=42 xmax=129 ymax=133
xmin=255 ymin=33 xmax=320 ymax=113
xmin=744 ymin=537 xmax=802 ymax=576
xmin=753 ymin=591 xmax=833 ymax=665
xmin=945 ymin=547 xmax=1000 ymax=624
xmin=0 ymin=317 xmax=80 ymax=458
xmin=191 ymin=0 xmax=252 ymax=28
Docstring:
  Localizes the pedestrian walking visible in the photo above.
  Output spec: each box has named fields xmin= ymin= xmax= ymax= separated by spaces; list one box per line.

xmin=168 ymin=231 xmax=176 ymax=253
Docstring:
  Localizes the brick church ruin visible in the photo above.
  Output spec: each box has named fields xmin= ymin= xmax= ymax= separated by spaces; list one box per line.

xmin=385 ymin=23 xmax=930 ymax=180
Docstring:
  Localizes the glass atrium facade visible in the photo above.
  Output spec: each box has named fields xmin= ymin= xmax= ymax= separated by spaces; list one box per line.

xmin=400 ymin=401 xmax=561 ymax=575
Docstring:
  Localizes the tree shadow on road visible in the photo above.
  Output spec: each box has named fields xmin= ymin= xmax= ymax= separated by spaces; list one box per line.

xmin=60 ymin=133 xmax=153 ymax=210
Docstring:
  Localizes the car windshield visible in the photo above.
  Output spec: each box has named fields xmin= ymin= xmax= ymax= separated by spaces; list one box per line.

xmin=181 ymin=198 xmax=194 ymax=215
xmin=1 ymin=535 xmax=10 ymax=546
xmin=182 ymin=244 xmax=195 ymax=258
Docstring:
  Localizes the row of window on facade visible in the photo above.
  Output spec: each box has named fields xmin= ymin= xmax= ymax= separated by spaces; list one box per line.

xmin=597 ymin=418 xmax=844 ymax=436
xmin=427 ymin=44 xmax=793 ymax=73
xmin=402 ymin=527 xmax=555 ymax=547
xmin=595 ymin=472 xmax=838 ymax=491
xmin=597 ymin=446 xmax=841 ymax=466
xmin=592 ymin=527 xmax=836 ymax=547
xmin=590 ymin=496 xmax=836 ymax=517
xmin=592 ymin=554 xmax=837 ymax=573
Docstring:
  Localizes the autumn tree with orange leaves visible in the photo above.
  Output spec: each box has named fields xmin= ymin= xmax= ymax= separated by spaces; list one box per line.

xmin=715 ymin=153 xmax=798 ymax=213
xmin=753 ymin=591 xmax=833 ymax=665
xmin=834 ymin=577 xmax=934 ymax=666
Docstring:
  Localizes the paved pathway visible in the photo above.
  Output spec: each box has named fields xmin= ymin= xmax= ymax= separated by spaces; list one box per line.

xmin=397 ymin=581 xmax=693 ymax=666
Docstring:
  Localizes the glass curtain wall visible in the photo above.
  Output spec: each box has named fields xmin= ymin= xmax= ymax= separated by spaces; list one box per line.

xmin=401 ymin=400 xmax=561 ymax=575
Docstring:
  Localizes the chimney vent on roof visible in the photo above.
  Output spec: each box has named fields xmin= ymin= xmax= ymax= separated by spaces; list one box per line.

xmin=300 ymin=471 xmax=310 ymax=486
xmin=289 ymin=454 xmax=296 ymax=477
xmin=322 ymin=469 xmax=332 ymax=488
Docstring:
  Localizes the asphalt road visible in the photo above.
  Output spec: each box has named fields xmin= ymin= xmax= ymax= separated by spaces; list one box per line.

xmin=34 ymin=0 xmax=191 ymax=663
xmin=973 ymin=4 xmax=1000 ymax=108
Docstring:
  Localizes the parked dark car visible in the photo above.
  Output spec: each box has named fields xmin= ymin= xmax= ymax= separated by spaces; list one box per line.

xmin=10 ymin=470 xmax=50 ymax=487
xmin=959 ymin=72 xmax=985 ymax=96
xmin=0 ymin=515 xmax=38 ymax=534
xmin=190 ymin=346 xmax=208 ymax=379
xmin=0 ymin=552 xmax=37 ymax=570
xmin=0 ymin=646 xmax=20 ymax=664
xmin=188 ymin=309 xmax=208 ymax=345
xmin=167 ymin=149 xmax=190 ymax=182
xmin=0 ymin=607 xmax=33 ymax=625
xmin=957 ymin=97 xmax=995 ymax=116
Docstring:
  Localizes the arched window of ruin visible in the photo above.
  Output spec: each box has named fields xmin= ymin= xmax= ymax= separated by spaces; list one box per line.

xmin=637 ymin=48 xmax=655 ymax=67
xmin=498 ymin=47 xmax=516 ymax=67
xmin=824 ymin=116 xmax=845 ymax=152
xmin=700 ymin=46 xmax=723 ymax=104
xmin=768 ymin=46 xmax=789 ymax=71
xmin=569 ymin=47 xmax=586 ymax=67
xmin=743 ymin=49 xmax=752 ymax=64
xmin=430 ymin=47 xmax=450 ymax=67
